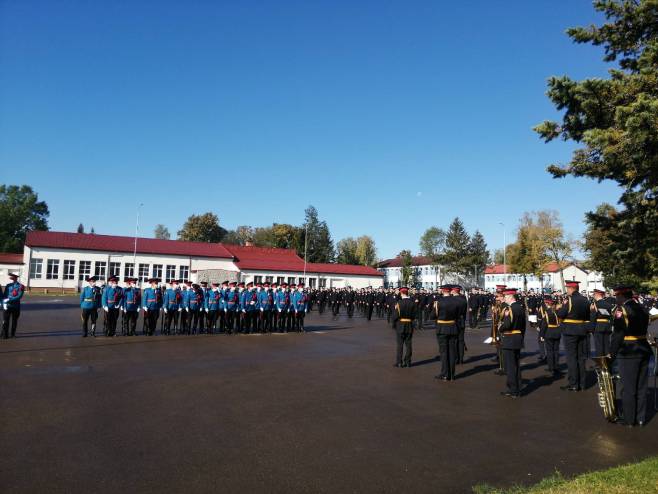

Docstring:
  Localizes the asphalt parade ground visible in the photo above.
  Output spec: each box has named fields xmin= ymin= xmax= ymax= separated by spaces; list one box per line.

xmin=1 ymin=296 xmax=657 ymax=493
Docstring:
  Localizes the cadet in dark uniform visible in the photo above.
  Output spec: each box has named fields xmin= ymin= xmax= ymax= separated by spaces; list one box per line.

xmin=392 ymin=287 xmax=416 ymax=367
xmin=590 ymin=288 xmax=613 ymax=357
xmin=498 ymin=288 xmax=525 ymax=397
xmin=433 ymin=285 xmax=460 ymax=381
xmin=557 ymin=280 xmax=590 ymax=391
xmin=344 ymin=287 xmax=356 ymax=318
xmin=451 ymin=285 xmax=468 ymax=364
xmin=610 ymin=285 xmax=652 ymax=427
xmin=538 ymin=295 xmax=562 ymax=376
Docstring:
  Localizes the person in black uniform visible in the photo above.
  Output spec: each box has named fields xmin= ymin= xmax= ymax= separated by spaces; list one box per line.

xmin=365 ymin=288 xmax=375 ymax=321
xmin=538 ymin=295 xmax=562 ymax=377
xmin=451 ymin=285 xmax=468 ymax=364
xmin=433 ymin=285 xmax=460 ymax=381
xmin=609 ymin=285 xmax=653 ymax=427
xmin=590 ymin=288 xmax=613 ymax=357
xmin=468 ymin=288 xmax=480 ymax=329
xmin=391 ymin=287 xmax=416 ymax=367
xmin=498 ymin=288 xmax=526 ymax=397
xmin=344 ymin=287 xmax=356 ymax=318
xmin=557 ymin=280 xmax=590 ymax=392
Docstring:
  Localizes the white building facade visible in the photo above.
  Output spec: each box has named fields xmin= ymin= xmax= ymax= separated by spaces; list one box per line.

xmin=22 ymin=231 xmax=383 ymax=292
xmin=377 ymin=256 xmax=478 ymax=289
xmin=483 ymin=263 xmax=605 ymax=293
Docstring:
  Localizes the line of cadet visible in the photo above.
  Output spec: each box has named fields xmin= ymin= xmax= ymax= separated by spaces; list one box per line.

xmin=79 ymin=276 xmax=310 ymax=337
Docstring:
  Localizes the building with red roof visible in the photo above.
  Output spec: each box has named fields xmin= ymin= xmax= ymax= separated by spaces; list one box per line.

xmin=21 ymin=231 xmax=382 ymax=291
xmin=483 ymin=262 xmax=604 ymax=292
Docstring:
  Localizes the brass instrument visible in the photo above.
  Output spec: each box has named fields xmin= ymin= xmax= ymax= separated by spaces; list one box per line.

xmin=490 ymin=302 xmax=505 ymax=373
xmin=591 ymin=355 xmax=617 ymax=422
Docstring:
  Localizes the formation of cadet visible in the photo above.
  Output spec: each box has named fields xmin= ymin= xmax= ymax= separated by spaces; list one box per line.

xmin=3 ymin=271 xmax=657 ymax=427
xmin=78 ymin=276 xmax=309 ymax=337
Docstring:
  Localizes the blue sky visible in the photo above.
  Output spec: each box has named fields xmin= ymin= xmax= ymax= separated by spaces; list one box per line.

xmin=0 ymin=1 xmax=621 ymax=259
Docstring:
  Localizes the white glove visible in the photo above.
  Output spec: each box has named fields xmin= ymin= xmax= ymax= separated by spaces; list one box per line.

xmin=143 ymin=307 xmax=148 ymax=312
xmin=205 ymin=308 xmax=209 ymax=313
xmin=123 ymin=308 xmax=126 ymax=313
xmin=178 ymin=308 xmax=182 ymax=312
xmin=164 ymin=308 xmax=168 ymax=313
xmin=278 ymin=309 xmax=282 ymax=313
xmin=186 ymin=308 xmax=189 ymax=312
xmin=260 ymin=308 xmax=264 ymax=312
xmin=242 ymin=309 xmax=246 ymax=313
xmin=103 ymin=307 xmax=109 ymax=312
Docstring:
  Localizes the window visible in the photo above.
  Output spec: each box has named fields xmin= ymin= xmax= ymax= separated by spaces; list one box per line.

xmin=124 ymin=263 xmax=134 ymax=279
xmin=179 ymin=265 xmax=189 ymax=282
xmin=94 ymin=261 xmax=107 ymax=281
xmin=287 ymin=276 xmax=295 ymax=285
xmin=309 ymin=278 xmax=316 ymax=288
xmin=265 ymin=276 xmax=273 ymax=283
xmin=152 ymin=264 xmax=163 ymax=279
xmin=254 ymin=275 xmax=263 ymax=284
xmin=79 ymin=261 xmax=91 ymax=281
xmin=276 ymin=276 xmax=285 ymax=285
xmin=29 ymin=258 xmax=43 ymax=279
xmin=298 ymin=277 xmax=305 ymax=285
xmin=166 ymin=265 xmax=176 ymax=282
xmin=319 ymin=278 xmax=327 ymax=288
xmin=63 ymin=260 xmax=76 ymax=280
xmin=109 ymin=262 xmax=121 ymax=278
xmin=46 ymin=259 xmax=60 ymax=280
xmin=138 ymin=264 xmax=149 ymax=282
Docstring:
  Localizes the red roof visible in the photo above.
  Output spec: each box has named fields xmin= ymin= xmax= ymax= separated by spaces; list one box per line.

xmin=485 ymin=264 xmax=509 ymax=274
xmin=0 ymin=253 xmax=24 ymax=264
xmin=224 ymin=244 xmax=381 ymax=276
xmin=377 ymin=256 xmax=433 ymax=268
xmin=25 ymin=231 xmax=382 ymax=277
xmin=26 ymin=231 xmax=234 ymax=259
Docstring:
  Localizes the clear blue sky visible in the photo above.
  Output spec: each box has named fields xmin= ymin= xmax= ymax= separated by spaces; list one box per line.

xmin=0 ymin=0 xmax=620 ymax=259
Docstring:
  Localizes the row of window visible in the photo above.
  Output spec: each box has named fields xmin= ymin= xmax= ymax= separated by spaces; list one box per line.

xmin=486 ymin=274 xmax=551 ymax=282
xmin=29 ymin=259 xmax=189 ymax=283
xmin=383 ymin=266 xmax=438 ymax=275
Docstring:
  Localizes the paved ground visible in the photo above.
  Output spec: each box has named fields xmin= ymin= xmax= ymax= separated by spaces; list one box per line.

xmin=1 ymin=296 xmax=657 ymax=493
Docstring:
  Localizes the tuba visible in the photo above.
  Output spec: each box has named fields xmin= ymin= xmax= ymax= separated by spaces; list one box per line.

xmin=591 ymin=355 xmax=617 ymax=422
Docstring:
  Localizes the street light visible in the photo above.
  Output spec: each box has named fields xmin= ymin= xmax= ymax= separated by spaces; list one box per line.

xmin=499 ymin=222 xmax=506 ymax=275
xmin=133 ymin=203 xmax=144 ymax=270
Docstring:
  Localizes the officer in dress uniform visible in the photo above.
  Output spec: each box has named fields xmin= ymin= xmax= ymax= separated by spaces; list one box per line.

xmin=259 ymin=282 xmax=274 ymax=332
xmin=2 ymin=273 xmax=24 ymax=339
xmin=557 ymin=280 xmax=590 ymax=392
xmin=185 ymin=283 xmax=202 ymax=334
xmin=80 ymin=276 xmax=100 ymax=337
xmin=198 ymin=281 xmax=208 ymax=331
xmin=142 ymin=278 xmax=162 ymax=335
xmin=609 ymin=285 xmax=653 ymax=427
xmin=205 ymin=282 xmax=222 ymax=332
xmin=538 ymin=295 xmax=562 ymax=377
xmin=451 ymin=285 xmax=468 ymax=364
xmin=121 ymin=277 xmax=141 ymax=336
xmin=344 ymin=287 xmax=356 ymax=318
xmin=590 ymin=288 xmax=613 ymax=357
xmin=162 ymin=280 xmax=181 ymax=335
xmin=391 ymin=287 xmax=416 ymax=367
xmin=498 ymin=288 xmax=526 ymax=397
xmin=433 ymin=285 xmax=460 ymax=381
xmin=291 ymin=283 xmax=308 ymax=332
xmin=225 ymin=282 xmax=240 ymax=332
xmin=274 ymin=283 xmax=288 ymax=331
xmin=101 ymin=276 xmax=123 ymax=337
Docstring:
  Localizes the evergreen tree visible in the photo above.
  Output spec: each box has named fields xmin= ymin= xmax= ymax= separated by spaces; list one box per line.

xmin=535 ymin=0 xmax=658 ymax=287
xmin=442 ymin=218 xmax=471 ymax=276
xmin=77 ymin=223 xmax=84 ymax=234
xmin=302 ymin=205 xmax=334 ymax=263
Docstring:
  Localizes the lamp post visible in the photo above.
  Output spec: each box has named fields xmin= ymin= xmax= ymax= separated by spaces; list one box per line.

xmin=133 ymin=203 xmax=144 ymax=275
xmin=499 ymin=222 xmax=506 ymax=274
